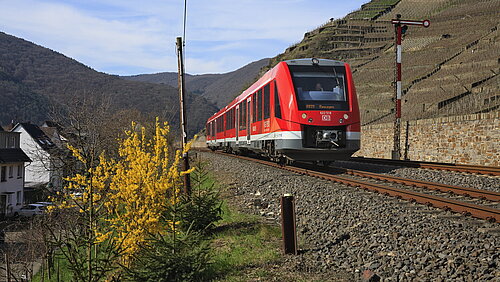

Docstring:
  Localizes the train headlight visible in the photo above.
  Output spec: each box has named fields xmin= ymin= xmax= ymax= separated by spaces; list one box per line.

xmin=302 ymin=113 xmax=307 ymax=119
xmin=339 ymin=118 xmax=344 ymax=123
xmin=343 ymin=114 xmax=349 ymax=119
xmin=308 ymin=118 xmax=313 ymax=123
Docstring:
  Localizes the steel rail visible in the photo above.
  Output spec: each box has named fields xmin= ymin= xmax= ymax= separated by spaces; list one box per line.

xmin=350 ymin=157 xmax=500 ymax=176
xmin=213 ymin=152 xmax=499 ymax=222
xmin=295 ymin=163 xmax=500 ymax=202
xmin=288 ymin=167 xmax=499 ymax=223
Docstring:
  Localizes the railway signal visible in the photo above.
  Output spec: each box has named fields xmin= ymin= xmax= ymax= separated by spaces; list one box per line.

xmin=391 ymin=14 xmax=430 ymax=160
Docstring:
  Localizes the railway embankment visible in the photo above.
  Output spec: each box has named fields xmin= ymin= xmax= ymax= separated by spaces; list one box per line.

xmin=355 ymin=111 xmax=500 ymax=166
xmin=200 ymin=151 xmax=499 ymax=281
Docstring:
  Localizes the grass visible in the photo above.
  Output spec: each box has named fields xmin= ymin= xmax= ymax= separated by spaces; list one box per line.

xmin=206 ymin=201 xmax=282 ymax=281
xmin=32 ymin=252 xmax=73 ymax=281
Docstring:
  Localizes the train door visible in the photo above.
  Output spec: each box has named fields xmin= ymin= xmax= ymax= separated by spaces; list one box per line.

xmin=235 ymin=105 xmax=239 ymax=143
xmin=214 ymin=119 xmax=217 ymax=143
xmin=247 ymin=98 xmax=251 ymax=144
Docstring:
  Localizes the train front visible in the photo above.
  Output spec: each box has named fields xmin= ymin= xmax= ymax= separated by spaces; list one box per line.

xmin=276 ymin=58 xmax=361 ymax=161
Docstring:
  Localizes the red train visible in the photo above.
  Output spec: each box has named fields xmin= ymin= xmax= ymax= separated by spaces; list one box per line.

xmin=206 ymin=58 xmax=360 ymax=162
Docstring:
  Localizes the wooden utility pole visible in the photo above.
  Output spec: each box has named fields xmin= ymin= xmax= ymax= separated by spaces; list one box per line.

xmin=176 ymin=36 xmax=191 ymax=195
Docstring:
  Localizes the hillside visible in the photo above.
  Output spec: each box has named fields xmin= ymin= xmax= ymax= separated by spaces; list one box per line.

xmin=266 ymin=0 xmax=499 ymax=125
xmin=122 ymin=58 xmax=270 ymax=108
xmin=0 ymin=32 xmax=218 ymax=136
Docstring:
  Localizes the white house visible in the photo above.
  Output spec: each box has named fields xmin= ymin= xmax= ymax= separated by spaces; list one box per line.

xmin=0 ymin=129 xmax=31 ymax=217
xmin=11 ymin=123 xmax=63 ymax=190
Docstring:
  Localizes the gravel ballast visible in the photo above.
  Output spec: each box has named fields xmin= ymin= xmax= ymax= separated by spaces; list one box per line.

xmin=334 ymin=160 xmax=500 ymax=193
xmin=200 ymin=152 xmax=499 ymax=281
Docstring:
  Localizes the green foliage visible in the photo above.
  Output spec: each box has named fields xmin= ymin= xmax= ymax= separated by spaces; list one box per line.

xmin=124 ymin=231 xmax=211 ymax=282
xmin=175 ymin=190 xmax=223 ymax=233
xmin=164 ymin=160 xmax=223 ymax=233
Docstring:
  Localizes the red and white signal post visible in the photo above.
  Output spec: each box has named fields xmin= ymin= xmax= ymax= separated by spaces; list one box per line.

xmin=391 ymin=14 xmax=430 ymax=160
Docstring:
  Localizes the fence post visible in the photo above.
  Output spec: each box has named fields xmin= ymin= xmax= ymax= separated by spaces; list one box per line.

xmin=280 ymin=194 xmax=297 ymax=255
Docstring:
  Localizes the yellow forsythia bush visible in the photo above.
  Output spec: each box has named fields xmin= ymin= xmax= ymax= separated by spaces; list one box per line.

xmin=63 ymin=118 xmax=194 ymax=261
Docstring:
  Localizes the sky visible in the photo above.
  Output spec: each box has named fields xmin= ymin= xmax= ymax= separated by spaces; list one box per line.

xmin=1 ymin=0 xmax=368 ymax=75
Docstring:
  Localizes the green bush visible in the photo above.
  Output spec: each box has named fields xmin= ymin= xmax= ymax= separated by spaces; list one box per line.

xmin=175 ymin=189 xmax=223 ymax=233
xmin=124 ymin=231 xmax=210 ymax=282
xmin=165 ymin=160 xmax=223 ymax=233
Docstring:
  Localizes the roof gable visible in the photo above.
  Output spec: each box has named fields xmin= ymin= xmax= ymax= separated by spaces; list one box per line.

xmin=13 ymin=123 xmax=56 ymax=150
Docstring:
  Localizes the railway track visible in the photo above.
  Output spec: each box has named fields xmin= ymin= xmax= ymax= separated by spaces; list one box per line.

xmin=350 ymin=157 xmax=500 ymax=176
xmin=212 ymin=151 xmax=500 ymax=223
xmin=299 ymin=163 xmax=500 ymax=202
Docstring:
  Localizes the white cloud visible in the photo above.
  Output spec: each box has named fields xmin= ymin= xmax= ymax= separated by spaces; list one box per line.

xmin=0 ymin=0 xmax=368 ymax=75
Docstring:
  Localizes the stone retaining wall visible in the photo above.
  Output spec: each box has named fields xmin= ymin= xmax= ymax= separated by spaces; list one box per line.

xmin=354 ymin=112 xmax=500 ymax=166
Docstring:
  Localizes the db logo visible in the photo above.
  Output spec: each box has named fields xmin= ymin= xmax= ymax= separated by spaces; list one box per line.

xmin=322 ymin=115 xmax=331 ymax=121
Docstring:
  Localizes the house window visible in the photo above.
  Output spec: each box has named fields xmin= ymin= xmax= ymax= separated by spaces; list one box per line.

xmin=1 ymin=166 xmax=6 ymax=182
xmin=17 ymin=164 xmax=23 ymax=178
xmin=17 ymin=191 xmax=22 ymax=205
xmin=8 ymin=166 xmax=13 ymax=178
xmin=9 ymin=136 xmax=15 ymax=148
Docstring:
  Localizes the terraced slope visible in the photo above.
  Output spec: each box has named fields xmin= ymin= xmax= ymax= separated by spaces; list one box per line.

xmin=267 ymin=0 xmax=499 ymax=125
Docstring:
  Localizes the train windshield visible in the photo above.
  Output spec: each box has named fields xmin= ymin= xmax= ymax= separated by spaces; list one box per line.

xmin=289 ymin=65 xmax=349 ymax=111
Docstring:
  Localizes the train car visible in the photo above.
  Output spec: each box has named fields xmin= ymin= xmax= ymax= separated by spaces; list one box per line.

xmin=205 ymin=58 xmax=360 ymax=162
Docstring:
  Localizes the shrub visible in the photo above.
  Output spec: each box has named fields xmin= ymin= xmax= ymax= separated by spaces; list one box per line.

xmin=124 ymin=231 xmax=210 ymax=282
xmin=165 ymin=160 xmax=223 ymax=233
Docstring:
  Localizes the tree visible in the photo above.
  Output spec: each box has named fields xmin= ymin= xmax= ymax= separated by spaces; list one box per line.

xmin=48 ymin=118 xmax=194 ymax=281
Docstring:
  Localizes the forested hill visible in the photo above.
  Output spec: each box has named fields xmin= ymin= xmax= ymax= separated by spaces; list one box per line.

xmin=0 ymin=32 xmax=218 ymax=136
xmin=122 ymin=58 xmax=270 ymax=108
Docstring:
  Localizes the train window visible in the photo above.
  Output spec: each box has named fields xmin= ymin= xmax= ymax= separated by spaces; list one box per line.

xmin=238 ymin=104 xmax=243 ymax=130
xmin=263 ymin=83 xmax=270 ymax=119
xmin=289 ymin=65 xmax=349 ymax=111
xmin=239 ymin=103 xmax=246 ymax=130
xmin=232 ymin=108 xmax=235 ymax=129
xmin=227 ymin=109 xmax=235 ymax=130
xmin=252 ymin=93 xmax=257 ymax=123
xmin=257 ymin=89 xmax=263 ymax=121
xmin=242 ymin=101 xmax=246 ymax=129
xmin=229 ymin=110 xmax=232 ymax=130
xmin=274 ymin=81 xmax=282 ymax=119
